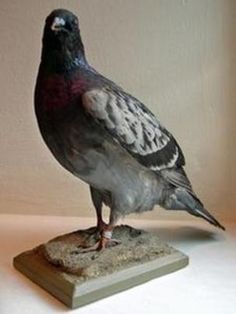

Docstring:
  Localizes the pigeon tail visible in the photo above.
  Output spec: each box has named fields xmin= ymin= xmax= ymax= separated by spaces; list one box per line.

xmin=163 ymin=187 xmax=225 ymax=230
xmin=190 ymin=204 xmax=225 ymax=230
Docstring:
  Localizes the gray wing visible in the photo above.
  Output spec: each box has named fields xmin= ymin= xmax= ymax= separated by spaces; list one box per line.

xmin=82 ymin=87 xmax=185 ymax=172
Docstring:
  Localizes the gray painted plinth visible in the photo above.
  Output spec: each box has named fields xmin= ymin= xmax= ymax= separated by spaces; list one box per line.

xmin=13 ymin=227 xmax=189 ymax=309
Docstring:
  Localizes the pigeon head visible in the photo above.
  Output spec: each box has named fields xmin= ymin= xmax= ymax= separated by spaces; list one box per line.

xmin=41 ymin=9 xmax=86 ymax=72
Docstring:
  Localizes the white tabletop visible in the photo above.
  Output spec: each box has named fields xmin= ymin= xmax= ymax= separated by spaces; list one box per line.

xmin=0 ymin=214 xmax=235 ymax=314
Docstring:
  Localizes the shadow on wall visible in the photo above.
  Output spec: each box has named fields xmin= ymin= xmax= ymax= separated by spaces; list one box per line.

xmin=148 ymin=225 xmax=221 ymax=243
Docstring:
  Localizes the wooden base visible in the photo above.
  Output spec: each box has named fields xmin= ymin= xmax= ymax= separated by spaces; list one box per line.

xmin=13 ymin=226 xmax=189 ymax=309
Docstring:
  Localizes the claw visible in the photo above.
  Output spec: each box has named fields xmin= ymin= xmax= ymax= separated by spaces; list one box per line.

xmin=79 ymin=237 xmax=121 ymax=253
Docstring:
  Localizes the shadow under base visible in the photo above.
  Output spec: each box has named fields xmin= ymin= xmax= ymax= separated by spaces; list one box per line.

xmin=13 ymin=225 xmax=189 ymax=309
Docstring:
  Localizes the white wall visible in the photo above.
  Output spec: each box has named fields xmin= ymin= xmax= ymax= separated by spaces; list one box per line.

xmin=0 ymin=0 xmax=235 ymax=222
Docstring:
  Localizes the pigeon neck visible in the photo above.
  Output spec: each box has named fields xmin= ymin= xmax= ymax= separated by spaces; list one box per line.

xmin=41 ymin=48 xmax=88 ymax=74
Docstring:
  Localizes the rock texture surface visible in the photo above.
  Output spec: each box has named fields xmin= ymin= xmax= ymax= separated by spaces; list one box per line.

xmin=41 ymin=225 xmax=173 ymax=281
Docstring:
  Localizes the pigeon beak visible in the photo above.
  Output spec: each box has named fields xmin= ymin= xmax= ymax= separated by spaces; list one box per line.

xmin=51 ymin=17 xmax=66 ymax=31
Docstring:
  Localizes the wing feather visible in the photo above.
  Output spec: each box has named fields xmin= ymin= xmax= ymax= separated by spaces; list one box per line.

xmin=82 ymin=87 xmax=185 ymax=171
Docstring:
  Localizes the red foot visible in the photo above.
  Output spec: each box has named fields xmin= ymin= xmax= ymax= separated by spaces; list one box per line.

xmin=96 ymin=220 xmax=107 ymax=233
xmin=80 ymin=237 xmax=121 ymax=253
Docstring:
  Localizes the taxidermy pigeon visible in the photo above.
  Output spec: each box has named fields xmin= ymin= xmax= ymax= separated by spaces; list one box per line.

xmin=35 ymin=9 xmax=225 ymax=250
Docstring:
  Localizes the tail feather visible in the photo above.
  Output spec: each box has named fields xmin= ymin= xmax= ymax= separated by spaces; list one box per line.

xmin=163 ymin=187 xmax=225 ymax=230
xmin=190 ymin=206 xmax=225 ymax=230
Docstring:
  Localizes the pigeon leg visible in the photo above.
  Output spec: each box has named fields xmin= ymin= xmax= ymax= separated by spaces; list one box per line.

xmin=96 ymin=210 xmax=121 ymax=250
xmin=95 ymin=203 xmax=106 ymax=233
xmin=80 ymin=210 xmax=120 ymax=252
xmin=90 ymin=186 xmax=106 ymax=232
